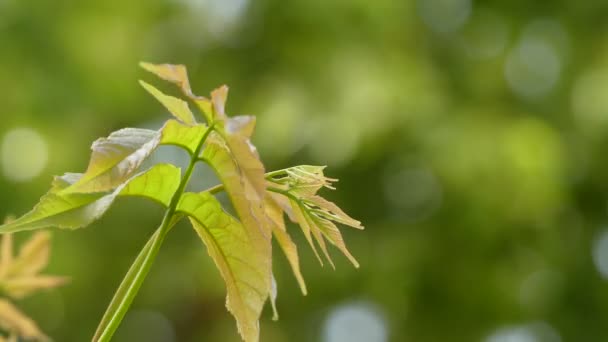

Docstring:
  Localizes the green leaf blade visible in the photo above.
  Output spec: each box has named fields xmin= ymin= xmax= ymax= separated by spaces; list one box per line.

xmin=139 ymin=80 xmax=196 ymax=125
xmin=63 ymin=128 xmax=161 ymax=194
xmin=177 ymin=192 xmax=271 ymax=342
xmin=119 ymin=163 xmax=181 ymax=207
xmin=160 ymin=120 xmax=209 ymax=156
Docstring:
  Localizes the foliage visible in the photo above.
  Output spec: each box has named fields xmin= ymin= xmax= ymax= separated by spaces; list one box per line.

xmin=0 ymin=63 xmax=363 ymax=342
xmin=0 ymin=217 xmax=67 ymax=341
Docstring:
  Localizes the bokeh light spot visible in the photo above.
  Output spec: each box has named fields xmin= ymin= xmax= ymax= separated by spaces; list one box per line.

xmin=485 ymin=322 xmax=561 ymax=342
xmin=1 ymin=127 xmax=49 ymax=182
xmin=592 ymin=230 xmax=608 ymax=280
xmin=505 ymin=35 xmax=561 ymax=98
xmin=383 ymin=162 xmax=442 ymax=222
xmin=418 ymin=0 xmax=472 ymax=34
xmin=323 ymin=301 xmax=388 ymax=342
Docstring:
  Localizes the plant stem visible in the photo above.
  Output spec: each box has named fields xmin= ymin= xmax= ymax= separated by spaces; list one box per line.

xmin=93 ymin=125 xmax=214 ymax=342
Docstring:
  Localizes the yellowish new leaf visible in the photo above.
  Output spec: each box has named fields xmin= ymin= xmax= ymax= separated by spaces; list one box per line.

xmin=139 ymin=80 xmax=196 ymax=125
xmin=177 ymin=192 xmax=271 ymax=342
xmin=0 ymin=299 xmax=48 ymax=342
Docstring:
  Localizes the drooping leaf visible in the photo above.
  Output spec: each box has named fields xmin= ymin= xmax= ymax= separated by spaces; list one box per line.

xmin=139 ymin=80 xmax=196 ymax=125
xmin=265 ymin=197 xmax=306 ymax=295
xmin=177 ymin=192 xmax=271 ymax=342
xmin=62 ymin=128 xmax=161 ymax=194
xmin=0 ymin=299 xmax=48 ymax=342
xmin=120 ymin=164 xmax=181 ymax=207
xmin=0 ymin=164 xmax=180 ymax=234
xmin=159 ymin=119 xmax=209 ymax=156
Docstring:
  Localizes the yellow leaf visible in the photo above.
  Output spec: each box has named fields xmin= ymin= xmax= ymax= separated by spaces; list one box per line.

xmin=0 ymin=299 xmax=48 ymax=342
xmin=265 ymin=198 xmax=307 ymax=295
xmin=177 ymin=192 xmax=271 ymax=342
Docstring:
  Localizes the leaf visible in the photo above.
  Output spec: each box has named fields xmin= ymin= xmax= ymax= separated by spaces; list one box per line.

xmin=120 ymin=164 xmax=181 ymax=207
xmin=159 ymin=119 xmax=209 ymax=156
xmin=0 ymin=164 xmax=180 ymax=234
xmin=177 ymin=192 xmax=271 ymax=342
xmin=62 ymin=128 xmax=161 ymax=194
xmin=0 ymin=299 xmax=48 ymax=342
xmin=139 ymin=62 xmax=215 ymax=123
xmin=0 ymin=231 xmax=67 ymax=300
xmin=202 ymin=130 xmax=267 ymax=228
xmin=267 ymin=166 xmax=363 ymax=268
xmin=265 ymin=198 xmax=306 ymax=295
xmin=0 ymin=174 xmax=111 ymax=234
xmin=139 ymin=80 xmax=196 ymax=125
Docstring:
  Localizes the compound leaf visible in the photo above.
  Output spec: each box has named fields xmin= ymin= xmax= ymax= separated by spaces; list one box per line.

xmin=177 ymin=192 xmax=271 ymax=342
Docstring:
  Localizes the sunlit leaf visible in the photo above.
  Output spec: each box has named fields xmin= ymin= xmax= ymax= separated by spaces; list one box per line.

xmin=139 ymin=80 xmax=196 ymax=125
xmin=0 ymin=231 xmax=68 ymax=300
xmin=0 ymin=299 xmax=48 ymax=342
xmin=139 ymin=62 xmax=214 ymax=123
xmin=177 ymin=192 xmax=271 ymax=342
xmin=62 ymin=128 xmax=161 ymax=194
xmin=0 ymin=164 xmax=181 ymax=234
xmin=159 ymin=119 xmax=209 ymax=156
xmin=120 ymin=164 xmax=181 ymax=207
xmin=267 ymin=166 xmax=363 ymax=268
xmin=265 ymin=197 xmax=306 ymax=295
xmin=0 ymin=174 xmax=110 ymax=234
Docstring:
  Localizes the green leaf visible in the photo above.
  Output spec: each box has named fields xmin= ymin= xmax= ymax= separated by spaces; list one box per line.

xmin=62 ymin=128 xmax=161 ymax=194
xmin=0 ymin=174 xmax=110 ymax=234
xmin=0 ymin=164 xmax=180 ymax=234
xmin=120 ymin=164 xmax=181 ymax=207
xmin=139 ymin=80 xmax=196 ymax=125
xmin=177 ymin=192 xmax=271 ymax=342
xmin=139 ymin=62 xmax=214 ymax=123
xmin=159 ymin=119 xmax=209 ymax=156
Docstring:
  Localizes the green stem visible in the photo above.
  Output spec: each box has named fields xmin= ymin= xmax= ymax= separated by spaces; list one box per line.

xmin=93 ymin=125 xmax=214 ymax=342
xmin=204 ymin=169 xmax=291 ymax=195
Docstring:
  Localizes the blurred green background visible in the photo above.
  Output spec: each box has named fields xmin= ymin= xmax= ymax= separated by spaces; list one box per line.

xmin=2 ymin=0 xmax=608 ymax=341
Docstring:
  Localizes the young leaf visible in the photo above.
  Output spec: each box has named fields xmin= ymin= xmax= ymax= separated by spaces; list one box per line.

xmin=0 ymin=299 xmax=48 ymax=342
xmin=267 ymin=166 xmax=363 ymax=268
xmin=139 ymin=80 xmax=196 ymax=125
xmin=0 ymin=232 xmax=67 ymax=299
xmin=119 ymin=164 xmax=181 ymax=207
xmin=159 ymin=119 xmax=209 ymax=156
xmin=177 ymin=192 xmax=271 ymax=342
xmin=265 ymin=197 xmax=307 ymax=295
xmin=62 ymin=128 xmax=161 ymax=194
xmin=0 ymin=164 xmax=181 ymax=234
xmin=0 ymin=174 xmax=110 ymax=234
xmin=139 ymin=62 xmax=214 ymax=123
